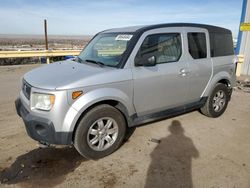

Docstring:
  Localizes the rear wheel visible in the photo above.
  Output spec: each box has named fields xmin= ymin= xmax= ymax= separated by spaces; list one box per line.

xmin=74 ymin=104 xmax=126 ymax=159
xmin=200 ymin=83 xmax=229 ymax=118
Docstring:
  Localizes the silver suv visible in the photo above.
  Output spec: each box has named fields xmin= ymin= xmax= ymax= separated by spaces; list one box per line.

xmin=15 ymin=23 xmax=236 ymax=159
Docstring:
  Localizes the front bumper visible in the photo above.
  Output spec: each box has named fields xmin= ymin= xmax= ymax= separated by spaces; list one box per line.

xmin=15 ymin=98 xmax=72 ymax=145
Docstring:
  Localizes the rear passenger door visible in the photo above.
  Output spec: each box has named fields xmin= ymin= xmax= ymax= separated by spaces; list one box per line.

xmin=185 ymin=28 xmax=212 ymax=102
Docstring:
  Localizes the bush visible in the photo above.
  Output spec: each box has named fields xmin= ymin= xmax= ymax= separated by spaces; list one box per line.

xmin=0 ymin=56 xmax=66 ymax=66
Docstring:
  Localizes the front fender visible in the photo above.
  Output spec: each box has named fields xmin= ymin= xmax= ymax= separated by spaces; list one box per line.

xmin=62 ymin=88 xmax=135 ymax=132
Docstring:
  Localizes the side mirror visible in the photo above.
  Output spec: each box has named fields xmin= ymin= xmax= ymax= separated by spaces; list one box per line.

xmin=135 ymin=55 xmax=156 ymax=67
xmin=145 ymin=56 xmax=156 ymax=66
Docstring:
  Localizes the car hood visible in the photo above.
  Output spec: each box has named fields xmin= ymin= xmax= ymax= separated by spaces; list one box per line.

xmin=24 ymin=60 xmax=116 ymax=90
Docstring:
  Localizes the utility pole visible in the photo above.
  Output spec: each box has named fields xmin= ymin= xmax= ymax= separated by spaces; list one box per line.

xmin=44 ymin=19 xmax=50 ymax=64
xmin=236 ymin=0 xmax=250 ymax=76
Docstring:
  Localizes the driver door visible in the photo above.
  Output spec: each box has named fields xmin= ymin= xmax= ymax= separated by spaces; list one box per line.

xmin=132 ymin=29 xmax=189 ymax=116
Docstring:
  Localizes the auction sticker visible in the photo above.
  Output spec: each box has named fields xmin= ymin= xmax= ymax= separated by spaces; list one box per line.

xmin=115 ymin=35 xmax=133 ymax=41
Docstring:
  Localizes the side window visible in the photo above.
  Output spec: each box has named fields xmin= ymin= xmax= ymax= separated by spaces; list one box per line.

xmin=188 ymin=32 xmax=207 ymax=59
xmin=210 ymin=33 xmax=234 ymax=57
xmin=136 ymin=33 xmax=182 ymax=64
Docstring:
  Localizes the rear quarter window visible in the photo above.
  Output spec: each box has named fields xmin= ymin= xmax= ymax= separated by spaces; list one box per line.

xmin=210 ymin=33 xmax=234 ymax=57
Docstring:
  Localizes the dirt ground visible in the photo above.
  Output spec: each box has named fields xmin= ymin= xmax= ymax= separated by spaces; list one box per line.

xmin=0 ymin=64 xmax=250 ymax=188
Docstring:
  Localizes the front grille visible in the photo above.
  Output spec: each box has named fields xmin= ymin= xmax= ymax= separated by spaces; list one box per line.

xmin=22 ymin=80 xmax=31 ymax=100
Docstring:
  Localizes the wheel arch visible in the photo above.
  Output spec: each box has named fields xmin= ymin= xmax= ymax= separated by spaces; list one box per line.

xmin=203 ymin=71 xmax=232 ymax=97
xmin=217 ymin=78 xmax=231 ymax=87
xmin=72 ymin=99 xmax=132 ymax=142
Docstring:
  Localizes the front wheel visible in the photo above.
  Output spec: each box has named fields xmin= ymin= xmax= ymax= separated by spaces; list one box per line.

xmin=74 ymin=104 xmax=126 ymax=159
xmin=200 ymin=83 xmax=230 ymax=118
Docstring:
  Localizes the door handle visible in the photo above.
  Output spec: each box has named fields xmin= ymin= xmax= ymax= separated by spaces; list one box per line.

xmin=179 ymin=68 xmax=188 ymax=76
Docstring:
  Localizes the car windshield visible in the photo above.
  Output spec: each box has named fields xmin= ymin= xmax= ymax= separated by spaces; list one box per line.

xmin=78 ymin=33 xmax=134 ymax=67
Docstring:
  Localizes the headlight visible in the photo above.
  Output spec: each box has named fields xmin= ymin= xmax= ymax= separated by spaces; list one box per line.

xmin=31 ymin=93 xmax=55 ymax=111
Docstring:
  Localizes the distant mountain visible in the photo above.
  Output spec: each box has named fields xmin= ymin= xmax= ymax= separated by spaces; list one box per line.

xmin=0 ymin=34 xmax=93 ymax=40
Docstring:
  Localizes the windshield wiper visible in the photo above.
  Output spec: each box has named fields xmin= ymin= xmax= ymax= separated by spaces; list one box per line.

xmin=85 ymin=59 xmax=105 ymax=67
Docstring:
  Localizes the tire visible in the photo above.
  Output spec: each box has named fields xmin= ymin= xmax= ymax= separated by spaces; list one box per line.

xmin=124 ymin=127 xmax=136 ymax=142
xmin=200 ymin=83 xmax=229 ymax=118
xmin=74 ymin=104 xmax=126 ymax=159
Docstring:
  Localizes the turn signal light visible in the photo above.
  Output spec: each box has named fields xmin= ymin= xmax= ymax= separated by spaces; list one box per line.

xmin=72 ymin=91 xmax=83 ymax=100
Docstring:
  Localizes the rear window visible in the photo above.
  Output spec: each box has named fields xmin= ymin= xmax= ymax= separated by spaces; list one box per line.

xmin=210 ymin=33 xmax=234 ymax=57
xmin=188 ymin=33 xmax=207 ymax=59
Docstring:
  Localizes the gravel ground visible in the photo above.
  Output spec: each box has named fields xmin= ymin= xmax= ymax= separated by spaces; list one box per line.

xmin=0 ymin=64 xmax=250 ymax=188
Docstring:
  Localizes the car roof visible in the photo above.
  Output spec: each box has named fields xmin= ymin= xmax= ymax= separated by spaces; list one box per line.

xmin=102 ymin=23 xmax=232 ymax=34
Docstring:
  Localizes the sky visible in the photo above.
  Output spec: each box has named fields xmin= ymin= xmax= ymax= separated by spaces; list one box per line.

xmin=0 ymin=0 xmax=243 ymax=37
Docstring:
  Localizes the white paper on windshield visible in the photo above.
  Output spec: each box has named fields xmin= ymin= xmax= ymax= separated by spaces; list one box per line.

xmin=115 ymin=35 xmax=133 ymax=41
